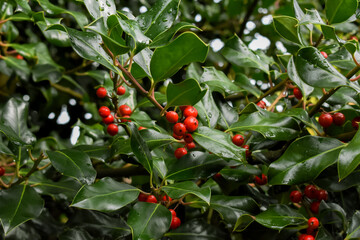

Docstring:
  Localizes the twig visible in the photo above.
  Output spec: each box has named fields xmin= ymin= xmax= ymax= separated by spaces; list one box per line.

xmin=254 ymin=78 xmax=288 ymax=103
xmin=50 ymin=82 xmax=83 ymax=99
xmin=313 ymin=33 xmax=323 ymax=47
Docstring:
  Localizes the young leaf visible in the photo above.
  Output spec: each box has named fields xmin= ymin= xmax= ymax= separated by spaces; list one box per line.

xmin=0 ymin=185 xmax=44 ymax=235
xmin=273 ymin=16 xmax=302 ymax=45
xmin=71 ymin=177 xmax=140 ymax=212
xmin=150 ymin=32 xmax=209 ymax=82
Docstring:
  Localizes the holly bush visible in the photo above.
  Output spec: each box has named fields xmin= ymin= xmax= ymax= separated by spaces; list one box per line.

xmin=1 ymin=0 xmax=360 ymax=239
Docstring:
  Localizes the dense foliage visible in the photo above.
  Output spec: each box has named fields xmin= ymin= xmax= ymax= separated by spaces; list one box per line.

xmin=1 ymin=0 xmax=360 ymax=239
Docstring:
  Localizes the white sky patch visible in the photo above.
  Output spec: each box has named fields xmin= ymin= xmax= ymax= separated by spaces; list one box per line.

xmin=213 ymin=0 xmax=222 ymax=3
xmin=276 ymin=105 xmax=284 ymax=112
xmin=139 ymin=6 xmax=147 ymax=13
xmin=122 ymin=7 xmax=130 ymax=12
xmin=70 ymin=126 xmax=80 ymax=145
xmin=56 ymin=105 xmax=70 ymax=125
xmin=48 ymin=112 xmax=55 ymax=120
xmin=250 ymin=79 xmax=256 ymax=85
xmin=258 ymin=8 xmax=268 ymax=14
xmin=246 ymin=21 xmax=256 ymax=31
xmin=261 ymin=15 xmax=273 ymax=25
xmin=276 ymin=41 xmax=287 ymax=53
xmin=210 ymin=38 xmax=224 ymax=52
xmin=23 ymin=95 xmax=30 ymax=101
xmin=249 ymin=33 xmax=270 ymax=51
xmin=195 ymin=14 xmax=202 ymax=22
xmin=69 ymin=98 xmax=76 ymax=106
xmin=84 ymin=113 xmax=92 ymax=120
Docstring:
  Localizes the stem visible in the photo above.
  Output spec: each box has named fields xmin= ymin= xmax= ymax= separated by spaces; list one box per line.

xmin=314 ymin=33 xmax=323 ymax=47
xmin=13 ymin=152 xmax=46 ymax=186
xmin=50 ymin=82 xmax=83 ymax=99
xmin=255 ymin=78 xmax=288 ymax=103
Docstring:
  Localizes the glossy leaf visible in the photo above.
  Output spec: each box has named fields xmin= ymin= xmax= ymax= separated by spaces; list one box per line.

xmin=162 ymin=181 xmax=211 ymax=204
xmin=228 ymin=109 xmax=299 ymax=141
xmin=140 ymin=128 xmax=177 ymax=150
xmin=200 ymin=67 xmax=243 ymax=96
xmin=127 ymin=202 xmax=171 ymax=240
xmin=137 ymin=0 xmax=181 ymax=39
xmin=293 ymin=0 xmax=312 ymax=31
xmin=84 ymin=0 xmax=116 ymax=23
xmin=0 ymin=141 xmax=13 ymax=155
xmin=299 ymin=9 xmax=325 ymax=26
xmin=195 ymin=86 xmax=220 ymax=128
xmin=166 ymin=78 xmax=207 ymax=108
xmin=220 ymin=165 xmax=261 ymax=183
xmin=71 ymin=177 xmax=140 ymax=212
xmin=193 ymin=127 xmax=246 ymax=162
xmin=132 ymin=47 xmax=153 ymax=78
xmin=129 ymin=123 xmax=153 ymax=173
xmin=47 ymin=149 xmax=97 ymax=185
xmin=325 ymin=0 xmax=358 ymax=24
xmin=268 ymin=136 xmax=344 ymax=185
xmin=287 ymin=56 xmax=314 ymax=97
xmin=273 ymin=16 xmax=301 ymax=45
xmin=59 ymin=228 xmax=92 ymax=240
xmin=110 ymin=137 xmax=132 ymax=155
xmin=255 ymin=204 xmax=307 ymax=230
xmin=221 ymin=35 xmax=268 ymax=74
xmin=294 ymin=47 xmax=349 ymax=88
xmin=2 ymin=56 xmax=30 ymax=80
xmin=165 ymin=151 xmax=227 ymax=181
xmin=0 ymin=98 xmax=36 ymax=145
xmin=0 ymin=185 xmax=44 ymax=234
xmin=73 ymin=145 xmax=110 ymax=162
xmin=345 ymin=211 xmax=360 ymax=240
xmin=150 ymin=32 xmax=209 ymax=82
xmin=338 ymin=129 xmax=360 ymax=180
xmin=235 ymin=73 xmax=262 ymax=98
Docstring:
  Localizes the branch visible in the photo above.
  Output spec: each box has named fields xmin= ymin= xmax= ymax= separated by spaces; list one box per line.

xmin=50 ymin=82 xmax=83 ymax=99
xmin=12 ymin=153 xmax=46 ymax=186
xmin=255 ymin=78 xmax=288 ymax=103
xmin=238 ymin=0 xmax=259 ymax=38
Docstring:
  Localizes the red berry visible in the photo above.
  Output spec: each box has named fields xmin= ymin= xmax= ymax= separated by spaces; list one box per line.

xmin=242 ymin=145 xmax=251 ymax=157
xmin=96 ymin=87 xmax=107 ymax=98
xmin=352 ymin=116 xmax=360 ymax=129
xmin=290 ymin=190 xmax=302 ymax=203
xmin=333 ymin=112 xmax=345 ymax=126
xmin=232 ymin=134 xmax=244 ymax=146
xmin=102 ymin=114 xmax=114 ymax=124
xmin=183 ymin=106 xmax=198 ymax=118
xmin=316 ymin=189 xmax=328 ymax=201
xmin=213 ymin=172 xmax=222 ymax=180
xmin=173 ymin=123 xmax=186 ymax=136
xmin=175 ymin=147 xmax=187 ymax=159
xmin=138 ymin=126 xmax=146 ymax=130
xmin=179 ymin=106 xmax=188 ymax=111
xmin=169 ymin=209 xmax=176 ymax=217
xmin=116 ymin=86 xmax=126 ymax=95
xmin=186 ymin=142 xmax=196 ymax=150
xmin=304 ymin=185 xmax=318 ymax=199
xmin=184 ymin=133 xmax=193 ymax=143
xmin=146 ymin=195 xmax=157 ymax=203
xmin=293 ymin=87 xmax=303 ymax=100
xmin=350 ymin=36 xmax=359 ymax=41
xmin=184 ymin=116 xmax=198 ymax=132
xmin=121 ymin=115 xmax=131 ymax=123
xmin=318 ymin=113 xmax=333 ymax=128
xmin=166 ymin=111 xmax=179 ymax=123
xmin=256 ymin=100 xmax=266 ymax=109
xmin=320 ymin=51 xmax=328 ymax=59
xmin=162 ymin=195 xmax=172 ymax=202
xmin=119 ymin=105 xmax=132 ymax=116
xmin=138 ymin=192 xmax=148 ymax=202
xmin=310 ymin=201 xmax=320 ymax=214
xmin=254 ymin=174 xmax=267 ymax=185
xmin=303 ymin=235 xmax=315 ymax=240
xmin=107 ymin=124 xmax=118 ymax=136
xmin=170 ymin=216 xmax=181 ymax=229
xmin=173 ymin=133 xmax=183 ymax=140
xmin=0 ymin=167 xmax=5 ymax=177
xmin=16 ymin=54 xmax=23 ymax=60
xmin=298 ymin=234 xmax=307 ymax=240
xmin=308 ymin=217 xmax=319 ymax=229
xmin=99 ymin=106 xmax=111 ymax=118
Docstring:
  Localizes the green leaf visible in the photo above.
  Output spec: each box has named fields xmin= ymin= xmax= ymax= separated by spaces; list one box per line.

xmin=299 ymin=9 xmax=325 ymax=26
xmin=216 ymin=97 xmax=239 ymax=129
xmin=194 ymin=86 xmax=220 ymax=128
xmin=35 ymin=0 xmax=88 ymax=28
xmin=234 ymin=73 xmax=262 ymax=98
xmin=47 ymin=149 xmax=97 ymax=185
xmin=0 ymin=185 xmax=44 ymax=234
xmin=59 ymin=229 xmax=92 ymax=240
xmin=0 ymin=98 xmax=36 ymax=145
xmin=338 ymin=130 xmax=360 ymax=180
xmin=132 ymin=48 xmax=153 ymax=78
xmin=228 ymin=108 xmax=299 ymax=141
xmin=220 ymin=165 xmax=261 ymax=183
xmin=2 ymin=56 xmax=30 ymax=80
xmin=127 ymin=202 xmax=171 ymax=240
xmin=165 ymin=151 xmax=227 ymax=181
xmin=0 ymin=142 xmax=13 ymax=155
xmin=73 ymin=145 xmax=110 ymax=162
xmin=221 ymin=34 xmax=269 ymax=74
xmin=325 ymin=0 xmax=358 ymax=24
xmin=166 ymin=78 xmax=207 ymax=108
xmin=193 ymin=127 xmax=246 ymax=162
xmin=268 ymin=136 xmax=344 ymax=185
xmin=294 ymin=47 xmax=349 ymax=88
xmin=287 ymin=56 xmax=314 ymax=97
xmin=150 ymin=32 xmax=209 ymax=82
xmin=84 ymin=0 xmax=116 ymax=23
xmin=162 ymin=181 xmax=211 ymax=204
xmin=293 ymin=0 xmax=312 ymax=31
xmin=273 ymin=16 xmax=301 ymax=45
xmin=137 ymin=0 xmax=181 ymax=39
xmin=345 ymin=211 xmax=360 ymax=240
xmin=199 ymin=67 xmax=243 ymax=96
xmin=255 ymin=204 xmax=307 ymax=230
xmin=140 ymin=128 xmax=177 ymax=150
xmin=71 ymin=177 xmax=140 ymax=212
xmin=129 ymin=123 xmax=153 ymax=174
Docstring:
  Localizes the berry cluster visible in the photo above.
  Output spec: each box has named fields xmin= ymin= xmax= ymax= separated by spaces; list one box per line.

xmin=298 ymin=217 xmax=320 ymax=240
xmin=318 ymin=112 xmax=345 ymax=128
xmin=232 ymin=134 xmax=251 ymax=158
xmin=290 ymin=185 xmax=328 ymax=214
xmin=138 ymin=193 xmax=181 ymax=230
xmin=96 ymin=86 xmax=133 ymax=136
xmin=166 ymin=106 xmax=199 ymax=159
